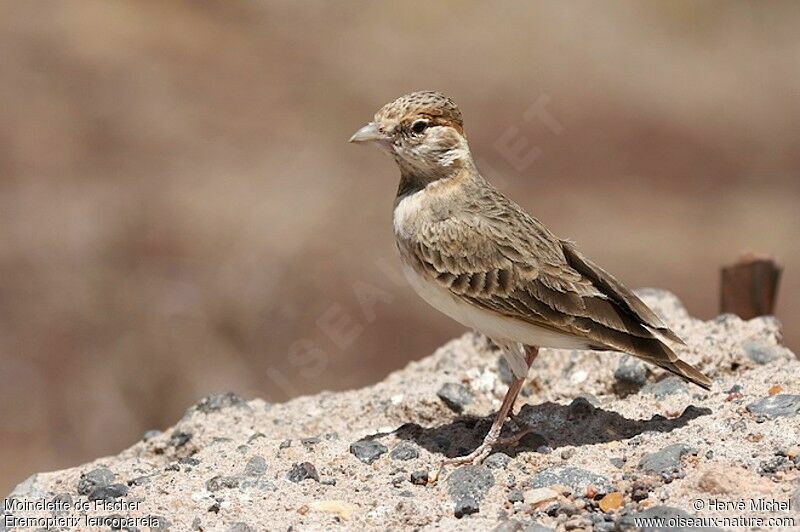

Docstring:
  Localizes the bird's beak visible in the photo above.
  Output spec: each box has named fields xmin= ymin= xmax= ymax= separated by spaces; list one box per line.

xmin=349 ymin=122 xmax=387 ymax=144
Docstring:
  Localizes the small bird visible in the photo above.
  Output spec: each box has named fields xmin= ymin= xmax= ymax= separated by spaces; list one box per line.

xmin=350 ymin=91 xmax=711 ymax=465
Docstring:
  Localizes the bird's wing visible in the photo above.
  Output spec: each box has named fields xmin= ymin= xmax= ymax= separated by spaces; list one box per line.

xmin=405 ymin=190 xmax=710 ymax=389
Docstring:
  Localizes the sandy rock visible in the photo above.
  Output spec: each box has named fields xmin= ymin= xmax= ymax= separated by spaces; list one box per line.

xmin=2 ymin=290 xmax=798 ymax=531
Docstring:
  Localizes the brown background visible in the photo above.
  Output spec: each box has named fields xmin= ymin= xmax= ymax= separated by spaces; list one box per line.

xmin=1 ymin=1 xmax=798 ymax=494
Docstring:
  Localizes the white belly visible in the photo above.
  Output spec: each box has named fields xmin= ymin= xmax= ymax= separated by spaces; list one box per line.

xmin=401 ymin=261 xmax=591 ymax=350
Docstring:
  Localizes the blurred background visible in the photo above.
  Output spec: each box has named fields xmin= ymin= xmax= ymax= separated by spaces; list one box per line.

xmin=1 ymin=0 xmax=799 ymax=493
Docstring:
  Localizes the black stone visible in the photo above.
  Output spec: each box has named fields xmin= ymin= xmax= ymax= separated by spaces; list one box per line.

xmin=287 ymin=462 xmax=319 ymax=483
xmin=244 ymin=456 xmax=267 ymax=477
xmin=349 ymin=439 xmax=388 ymax=464
xmin=508 ymin=490 xmax=524 ymax=503
xmin=567 ymin=396 xmax=596 ymax=420
xmin=390 ymin=442 xmax=420 ymax=461
xmin=447 ymin=465 xmax=495 ymax=518
xmin=437 ymin=383 xmax=474 ymax=413
xmin=530 ymin=466 xmax=611 ymax=495
xmin=77 ymin=468 xmax=115 ymax=496
xmin=746 ymin=395 xmax=800 ymax=418
xmin=410 ymin=470 xmax=428 ymax=485
xmin=485 ymin=452 xmax=512 ymax=470
xmin=279 ymin=439 xmax=292 ymax=449
xmin=638 ymin=444 xmax=697 ymax=481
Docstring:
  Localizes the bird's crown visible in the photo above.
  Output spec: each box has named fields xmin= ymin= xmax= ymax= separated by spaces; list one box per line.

xmin=376 ymin=90 xmax=463 ymax=132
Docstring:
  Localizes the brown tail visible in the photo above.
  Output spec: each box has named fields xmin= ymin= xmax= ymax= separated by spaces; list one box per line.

xmin=655 ymin=357 xmax=712 ymax=390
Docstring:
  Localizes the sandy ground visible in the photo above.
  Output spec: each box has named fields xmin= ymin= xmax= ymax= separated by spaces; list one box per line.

xmin=3 ymin=290 xmax=799 ymax=531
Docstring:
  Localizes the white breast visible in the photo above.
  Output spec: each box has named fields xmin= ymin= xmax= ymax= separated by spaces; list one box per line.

xmin=400 ymin=261 xmax=592 ymax=351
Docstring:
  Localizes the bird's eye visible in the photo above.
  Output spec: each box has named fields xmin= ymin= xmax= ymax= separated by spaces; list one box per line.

xmin=411 ymin=120 xmax=429 ymax=134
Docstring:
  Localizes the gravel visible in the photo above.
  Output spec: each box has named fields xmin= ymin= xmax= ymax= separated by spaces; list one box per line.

xmin=4 ymin=290 xmax=797 ymax=531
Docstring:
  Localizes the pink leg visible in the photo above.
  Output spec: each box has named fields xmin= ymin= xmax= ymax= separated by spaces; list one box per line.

xmin=443 ymin=346 xmax=539 ymax=466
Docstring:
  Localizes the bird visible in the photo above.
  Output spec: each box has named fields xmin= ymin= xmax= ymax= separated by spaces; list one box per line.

xmin=349 ymin=90 xmax=711 ymax=465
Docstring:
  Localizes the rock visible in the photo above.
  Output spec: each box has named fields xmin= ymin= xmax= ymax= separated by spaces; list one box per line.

xmin=206 ymin=475 xmax=241 ymax=492
xmin=227 ymin=523 xmax=254 ymax=532
xmin=484 ymin=452 xmax=511 ymax=469
xmin=191 ymin=392 xmax=249 ymax=414
xmin=243 ymin=456 xmax=267 ymax=477
xmin=447 ymin=465 xmax=494 ymax=518
xmin=523 ymin=487 xmax=559 ymax=507
xmin=618 ymin=505 xmax=721 ymax=531
xmin=390 ymin=442 xmax=420 ymax=461
xmin=641 ymin=377 xmax=688 ymax=398
xmin=508 ymin=489 xmax=524 ymax=503
xmin=170 ymin=430 xmax=193 ymax=448
xmin=88 ymin=483 xmax=128 ymax=501
xmin=530 ymin=466 xmax=611 ymax=495
xmin=746 ymin=395 xmax=800 ymax=418
xmin=560 ymin=448 xmax=576 ymax=460
xmin=614 ymin=355 xmax=647 ymax=387
xmin=598 ymin=491 xmax=622 ymax=512
xmin=76 ymin=468 xmax=115 ymax=496
xmin=638 ymin=444 xmax=697 ymax=480
xmin=742 ymin=340 xmax=790 ymax=365
xmin=493 ymin=519 xmax=523 ymax=532
xmin=410 ymin=470 xmax=428 ymax=485
xmin=349 ymin=439 xmax=387 ymax=464
xmin=287 ymin=462 xmax=319 ymax=483
xmin=697 ymin=465 xmax=772 ymax=495
xmin=436 ymin=383 xmax=474 ymax=413
xmin=567 ymin=396 xmax=596 ymax=420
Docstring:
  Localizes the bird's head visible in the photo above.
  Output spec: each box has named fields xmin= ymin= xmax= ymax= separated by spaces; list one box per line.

xmin=350 ymin=91 xmax=473 ymax=182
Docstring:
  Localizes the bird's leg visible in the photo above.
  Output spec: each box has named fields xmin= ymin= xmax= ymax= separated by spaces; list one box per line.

xmin=443 ymin=346 xmax=539 ymax=466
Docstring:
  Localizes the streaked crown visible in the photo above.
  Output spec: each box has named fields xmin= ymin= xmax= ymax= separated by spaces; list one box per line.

xmin=375 ymin=90 xmax=463 ymax=132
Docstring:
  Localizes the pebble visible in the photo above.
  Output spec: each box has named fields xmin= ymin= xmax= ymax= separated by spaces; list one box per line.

xmin=485 ymin=452 xmax=512 ymax=469
xmin=349 ymin=439 xmax=388 ymax=464
xmin=390 ymin=442 xmax=420 ymax=461
xmin=742 ymin=340 xmax=788 ymax=365
xmin=560 ymin=448 xmax=576 ymax=461
xmin=523 ymin=487 xmax=559 ymax=507
xmin=567 ymin=396 xmax=596 ymax=420
xmin=447 ymin=465 xmax=494 ymax=518
xmin=206 ymin=475 xmax=241 ymax=492
xmin=614 ymin=355 xmax=647 ymax=387
xmin=287 ymin=462 xmax=319 ymax=483
xmin=598 ymin=491 xmax=623 ymax=512
xmin=507 ymin=490 xmax=524 ymax=503
xmin=638 ymin=444 xmax=697 ymax=481
xmin=76 ymin=468 xmax=116 ymax=496
xmin=530 ymin=466 xmax=611 ymax=495
xmin=243 ymin=456 xmax=267 ymax=477
xmin=641 ymin=377 xmax=688 ymax=398
xmin=410 ymin=470 xmax=428 ymax=485
xmin=746 ymin=394 xmax=800 ymax=418
xmin=437 ymin=383 xmax=474 ymax=413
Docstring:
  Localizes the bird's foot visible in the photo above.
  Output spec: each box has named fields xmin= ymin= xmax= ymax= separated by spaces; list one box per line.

xmin=440 ymin=426 xmax=533 ymax=468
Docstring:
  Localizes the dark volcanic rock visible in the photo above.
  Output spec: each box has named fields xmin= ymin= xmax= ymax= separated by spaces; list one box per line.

xmin=484 ymin=452 xmax=511 ymax=470
xmin=638 ymin=444 xmax=697 ymax=480
xmin=437 ymin=383 xmax=474 ymax=413
xmin=410 ymin=470 xmax=428 ymax=485
xmin=530 ymin=466 xmax=611 ymax=495
xmin=287 ymin=462 xmax=319 ymax=483
xmin=746 ymin=395 xmax=800 ymax=418
xmin=88 ymin=483 xmax=128 ymax=501
xmin=76 ymin=468 xmax=115 ymax=496
xmin=447 ymin=465 xmax=494 ymax=518
xmin=349 ymin=439 xmax=388 ymax=464
xmin=390 ymin=441 xmax=420 ymax=461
